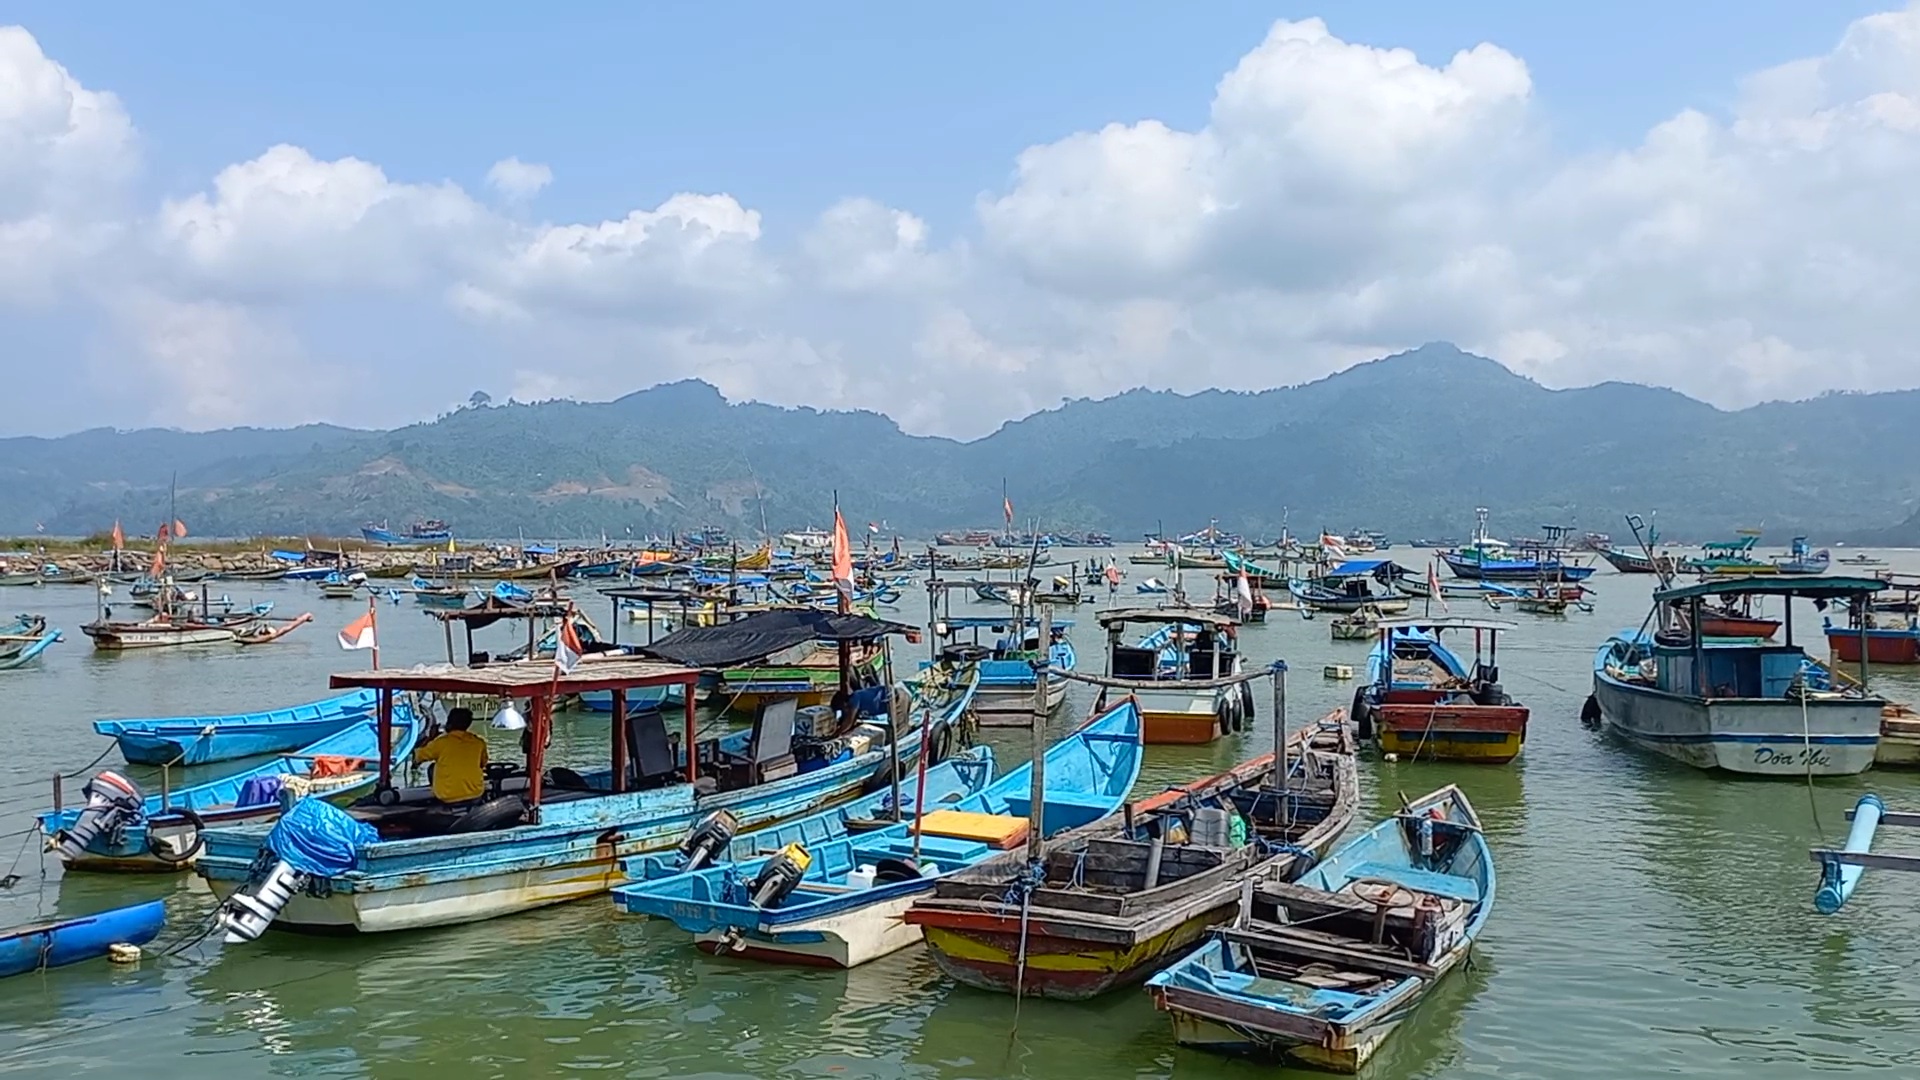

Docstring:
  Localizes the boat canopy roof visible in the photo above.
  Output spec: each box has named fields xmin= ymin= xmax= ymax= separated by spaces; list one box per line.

xmin=431 ymin=595 xmax=576 ymax=629
xmin=330 ymin=655 xmax=699 ymax=696
xmin=638 ymin=608 xmax=918 ymax=668
xmin=1654 ymin=575 xmax=1888 ymax=602
xmin=1095 ymin=606 xmax=1237 ymax=629
xmin=599 ymin=585 xmax=711 ymax=605
xmin=941 ymin=616 xmax=1076 ymax=629
xmin=1377 ymin=616 xmax=1518 ymax=633
xmin=1326 ymin=559 xmax=1407 ymax=578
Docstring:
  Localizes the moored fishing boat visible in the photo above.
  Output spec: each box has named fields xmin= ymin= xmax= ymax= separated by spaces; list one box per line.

xmin=1329 ymin=604 xmax=1383 ymax=641
xmin=1825 ymin=585 xmax=1920 ymax=666
xmin=1289 ymin=561 xmax=1413 ymax=614
xmin=1098 ymin=608 xmax=1253 ymax=745
xmin=1146 ymin=785 xmax=1492 ymax=1072
xmin=906 ymin=701 xmax=1355 ymax=1000
xmin=202 ymin=621 xmax=977 ymax=935
xmin=1588 ymin=576 xmax=1887 ymax=776
xmin=928 ymin=616 xmax=1076 ymax=725
xmin=0 ymin=613 xmax=60 ymax=669
xmin=41 ymin=700 xmax=424 ymax=872
xmin=613 ymin=698 xmax=1141 ymax=968
xmin=1352 ymin=617 xmax=1528 ymax=763
xmin=94 ymin=689 xmax=380 ymax=766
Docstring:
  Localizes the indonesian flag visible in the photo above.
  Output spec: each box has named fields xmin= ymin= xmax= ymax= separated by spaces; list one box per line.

xmin=110 ymin=520 xmax=125 ymax=550
xmin=867 ymin=522 xmax=880 ymax=534
xmin=1321 ymin=532 xmax=1346 ymax=554
xmin=554 ymin=616 xmax=584 ymax=675
xmin=1235 ymin=567 xmax=1254 ymax=619
xmin=173 ymin=519 xmax=188 ymax=540
xmin=1428 ymin=561 xmax=1450 ymax=613
xmin=339 ymin=609 xmax=377 ymax=651
xmin=831 ymin=508 xmax=854 ymax=597
xmin=1104 ymin=563 xmax=1122 ymax=586
xmin=1003 ymin=495 xmax=1014 ymax=526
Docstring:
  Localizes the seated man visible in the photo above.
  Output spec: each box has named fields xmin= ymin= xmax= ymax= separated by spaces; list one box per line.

xmin=414 ymin=707 xmax=489 ymax=804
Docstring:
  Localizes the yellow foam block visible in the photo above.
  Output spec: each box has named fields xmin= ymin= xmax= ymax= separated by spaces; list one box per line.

xmin=913 ymin=810 xmax=1030 ymax=849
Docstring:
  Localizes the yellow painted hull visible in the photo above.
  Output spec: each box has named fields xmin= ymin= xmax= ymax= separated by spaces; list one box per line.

xmin=920 ymin=905 xmax=1232 ymax=999
xmin=1376 ymin=728 xmax=1523 ymax=763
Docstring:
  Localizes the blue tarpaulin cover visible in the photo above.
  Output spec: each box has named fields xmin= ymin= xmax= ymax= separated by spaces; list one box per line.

xmin=266 ymin=797 xmax=378 ymax=876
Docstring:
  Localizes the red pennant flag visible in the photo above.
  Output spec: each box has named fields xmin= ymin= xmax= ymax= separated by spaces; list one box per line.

xmin=555 ymin=617 xmax=584 ymax=674
xmin=338 ymin=609 xmax=377 ymax=651
xmin=831 ymin=509 xmax=853 ymax=595
xmin=110 ymin=520 xmax=124 ymax=551
xmin=173 ymin=519 xmax=188 ymax=540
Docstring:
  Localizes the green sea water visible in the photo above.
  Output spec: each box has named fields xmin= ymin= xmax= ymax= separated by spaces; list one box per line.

xmin=3 ymin=550 xmax=1920 ymax=1078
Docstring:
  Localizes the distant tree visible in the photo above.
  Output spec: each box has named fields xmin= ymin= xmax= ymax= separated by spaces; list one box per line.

xmin=469 ymin=391 xmax=493 ymax=409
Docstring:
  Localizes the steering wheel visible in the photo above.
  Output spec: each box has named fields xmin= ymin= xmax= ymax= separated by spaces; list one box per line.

xmin=1349 ymin=877 xmax=1417 ymax=911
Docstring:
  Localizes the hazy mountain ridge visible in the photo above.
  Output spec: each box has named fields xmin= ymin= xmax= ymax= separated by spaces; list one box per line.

xmin=5 ymin=344 xmax=1917 ymax=542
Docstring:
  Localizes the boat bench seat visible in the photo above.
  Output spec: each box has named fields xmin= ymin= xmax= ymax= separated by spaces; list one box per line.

xmin=866 ymin=834 xmax=986 ymax=863
xmin=1343 ymin=861 xmax=1480 ymax=903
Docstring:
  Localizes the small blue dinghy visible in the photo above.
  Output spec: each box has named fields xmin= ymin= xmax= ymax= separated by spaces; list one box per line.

xmin=0 ymin=899 xmax=165 ymax=978
xmin=1147 ymin=785 xmax=1492 ymax=1073
xmin=94 ymin=689 xmax=378 ymax=766
xmin=612 ymin=699 xmax=1141 ymax=968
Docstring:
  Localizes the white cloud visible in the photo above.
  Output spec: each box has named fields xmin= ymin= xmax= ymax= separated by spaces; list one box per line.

xmin=7 ymin=10 xmax=1920 ymax=436
xmin=485 ymin=156 xmax=551 ymax=200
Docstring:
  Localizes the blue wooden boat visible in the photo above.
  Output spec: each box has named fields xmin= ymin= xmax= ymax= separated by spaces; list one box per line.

xmin=1290 ymin=562 xmax=1414 ymax=613
xmin=927 ymin=616 xmax=1077 ymax=725
xmin=1440 ymin=514 xmax=1594 ymax=582
xmin=94 ymin=689 xmax=379 ymax=766
xmin=198 ymin=651 xmax=980 ymax=935
xmin=42 ymin=700 xmax=423 ymax=872
xmin=1147 ymin=785 xmax=1493 ymax=1072
xmin=0 ymin=900 xmax=165 ymax=979
xmin=0 ymin=613 xmax=60 ymax=669
xmin=612 ymin=698 xmax=1140 ymax=968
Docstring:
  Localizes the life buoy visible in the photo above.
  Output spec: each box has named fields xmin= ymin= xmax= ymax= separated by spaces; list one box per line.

xmin=1351 ymin=686 xmax=1373 ymax=741
xmin=450 ymin=795 xmax=527 ymax=834
xmin=148 ymin=807 xmax=206 ymax=865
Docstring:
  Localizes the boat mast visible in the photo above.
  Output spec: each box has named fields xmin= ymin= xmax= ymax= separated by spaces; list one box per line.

xmin=1026 ymin=605 xmax=1054 ymax=867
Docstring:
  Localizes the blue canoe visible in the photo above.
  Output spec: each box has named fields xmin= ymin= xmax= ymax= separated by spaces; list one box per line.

xmin=94 ymin=689 xmax=380 ymax=766
xmin=1147 ymin=785 xmax=1493 ymax=1072
xmin=611 ymin=698 xmax=1142 ymax=968
xmin=0 ymin=613 xmax=59 ymax=670
xmin=0 ymin=900 xmax=166 ymax=979
xmin=44 ymin=700 xmax=422 ymax=872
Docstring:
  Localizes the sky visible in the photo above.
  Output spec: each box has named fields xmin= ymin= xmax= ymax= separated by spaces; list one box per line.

xmin=2 ymin=1 xmax=1915 ymax=439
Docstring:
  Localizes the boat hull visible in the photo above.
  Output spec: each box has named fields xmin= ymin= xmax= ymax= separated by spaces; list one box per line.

xmin=689 ymin=892 xmax=927 ymax=969
xmin=1827 ymin=628 xmax=1920 ymax=666
xmin=0 ymin=900 xmax=166 ymax=979
xmin=974 ymin=678 xmax=1069 ymax=725
xmin=82 ymin=625 xmax=237 ymax=649
xmin=919 ymin=903 xmax=1232 ymax=1000
xmin=1592 ymin=671 xmax=1880 ymax=776
xmin=112 ymin=718 xmax=362 ymax=767
xmin=1375 ymin=703 xmax=1527 ymax=763
xmin=1134 ymin=686 xmax=1227 ymax=745
xmin=1152 ymin=967 xmax=1426 ymax=1072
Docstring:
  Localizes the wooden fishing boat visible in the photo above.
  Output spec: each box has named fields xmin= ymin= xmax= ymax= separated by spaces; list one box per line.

xmin=907 ymin=709 xmax=1355 ymax=1000
xmin=41 ymin=702 xmax=424 ymax=872
xmin=613 ymin=699 xmax=1142 ymax=968
xmin=0 ymin=613 xmax=60 ymax=669
xmin=201 ymin=621 xmax=977 ymax=935
xmin=1354 ymin=618 xmax=1527 ymax=763
xmin=1441 ymin=514 xmax=1594 ymax=582
xmin=0 ymin=572 xmax=44 ymax=587
xmin=1147 ymin=785 xmax=1492 ymax=1072
xmin=0 ymin=900 xmax=165 ymax=979
xmin=1600 ymin=547 xmax=1666 ymax=574
xmin=1330 ymin=604 xmax=1382 ymax=641
xmin=1289 ymin=561 xmax=1413 ymax=614
xmin=1826 ymin=585 xmax=1920 ymax=665
xmin=81 ymin=617 xmax=247 ymax=649
xmin=719 ymin=640 xmax=889 ymax=713
xmin=1589 ymin=576 xmax=1887 ymax=776
xmin=928 ymin=616 xmax=1075 ymax=725
xmin=94 ymin=688 xmax=379 ymax=767
xmin=1098 ymin=608 xmax=1255 ymax=745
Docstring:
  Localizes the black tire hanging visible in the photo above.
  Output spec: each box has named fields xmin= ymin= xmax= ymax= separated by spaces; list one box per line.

xmin=147 ymin=807 xmax=206 ymax=865
xmin=1239 ymin=681 xmax=1256 ymax=722
xmin=1580 ymin=694 xmax=1603 ymax=729
xmin=930 ymin=723 xmax=955 ymax=765
xmin=450 ymin=795 xmax=528 ymax=834
xmin=1351 ymin=686 xmax=1373 ymax=742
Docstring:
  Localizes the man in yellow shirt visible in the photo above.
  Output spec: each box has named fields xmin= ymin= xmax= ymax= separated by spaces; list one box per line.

xmin=414 ymin=708 xmax=489 ymax=804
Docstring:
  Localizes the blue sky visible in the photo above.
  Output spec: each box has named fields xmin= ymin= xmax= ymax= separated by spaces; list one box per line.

xmin=2 ymin=3 xmax=1915 ymax=437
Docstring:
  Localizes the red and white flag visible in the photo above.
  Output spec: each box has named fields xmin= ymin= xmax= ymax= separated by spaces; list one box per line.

xmin=554 ymin=616 xmax=584 ymax=675
xmin=1427 ymin=561 xmax=1450 ymax=613
xmin=110 ymin=520 xmax=124 ymax=551
xmin=1235 ymin=567 xmax=1254 ymax=620
xmin=339 ymin=608 xmax=377 ymax=651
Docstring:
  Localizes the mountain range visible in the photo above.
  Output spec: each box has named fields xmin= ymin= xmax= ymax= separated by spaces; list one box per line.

xmin=4 ymin=343 xmax=1917 ymax=544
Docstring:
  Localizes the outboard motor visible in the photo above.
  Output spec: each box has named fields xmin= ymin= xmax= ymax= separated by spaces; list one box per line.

xmin=53 ymin=772 xmax=144 ymax=862
xmin=748 ymin=843 xmax=812 ymax=908
xmin=677 ymin=809 xmax=740 ymax=871
xmin=217 ymin=860 xmax=308 ymax=943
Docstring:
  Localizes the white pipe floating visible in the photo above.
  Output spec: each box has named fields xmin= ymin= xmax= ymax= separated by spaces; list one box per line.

xmin=1815 ymin=794 xmax=1884 ymax=914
